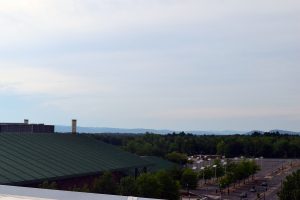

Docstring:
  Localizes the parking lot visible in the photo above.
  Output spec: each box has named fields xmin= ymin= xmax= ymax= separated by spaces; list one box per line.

xmin=189 ymin=158 xmax=300 ymax=200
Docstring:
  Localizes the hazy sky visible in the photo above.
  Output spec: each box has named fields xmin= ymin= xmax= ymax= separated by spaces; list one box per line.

xmin=0 ymin=0 xmax=299 ymax=131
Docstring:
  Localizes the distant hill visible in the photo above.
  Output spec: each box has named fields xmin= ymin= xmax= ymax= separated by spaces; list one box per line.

xmin=189 ymin=130 xmax=245 ymax=135
xmin=55 ymin=125 xmax=172 ymax=134
xmin=55 ymin=125 xmax=300 ymax=135
xmin=270 ymin=129 xmax=300 ymax=135
xmin=55 ymin=125 xmax=246 ymax=135
xmin=246 ymin=130 xmax=300 ymax=135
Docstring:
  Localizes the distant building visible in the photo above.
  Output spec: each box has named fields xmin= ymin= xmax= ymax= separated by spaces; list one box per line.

xmin=0 ymin=119 xmax=54 ymax=133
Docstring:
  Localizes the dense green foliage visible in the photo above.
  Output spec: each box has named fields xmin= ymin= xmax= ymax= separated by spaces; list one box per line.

xmin=165 ymin=151 xmax=188 ymax=164
xmin=136 ymin=173 xmax=162 ymax=198
xmin=156 ymin=170 xmax=180 ymax=200
xmin=126 ymin=170 xmax=180 ymax=200
xmin=181 ymin=168 xmax=198 ymax=189
xmin=278 ymin=169 xmax=300 ymax=200
xmin=119 ymin=176 xmax=137 ymax=196
xmin=92 ymin=132 xmax=300 ymax=158
xmin=92 ymin=172 xmax=119 ymax=194
xmin=39 ymin=170 xmax=180 ymax=200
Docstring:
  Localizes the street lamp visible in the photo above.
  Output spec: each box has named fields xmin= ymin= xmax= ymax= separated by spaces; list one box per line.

xmin=200 ymin=166 xmax=205 ymax=185
xmin=196 ymin=160 xmax=201 ymax=170
xmin=186 ymin=183 xmax=190 ymax=200
xmin=213 ymin=165 xmax=217 ymax=181
xmin=223 ymin=162 xmax=227 ymax=175
xmin=208 ymin=158 xmax=211 ymax=166
xmin=260 ymin=156 xmax=263 ymax=170
xmin=200 ymin=159 xmax=204 ymax=167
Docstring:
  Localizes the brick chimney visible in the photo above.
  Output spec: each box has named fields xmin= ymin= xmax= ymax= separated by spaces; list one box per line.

xmin=72 ymin=119 xmax=77 ymax=135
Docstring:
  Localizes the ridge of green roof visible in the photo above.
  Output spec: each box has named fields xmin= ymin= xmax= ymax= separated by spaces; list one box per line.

xmin=0 ymin=133 xmax=151 ymax=185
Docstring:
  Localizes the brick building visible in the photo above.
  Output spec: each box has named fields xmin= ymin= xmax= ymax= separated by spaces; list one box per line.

xmin=0 ymin=120 xmax=54 ymax=133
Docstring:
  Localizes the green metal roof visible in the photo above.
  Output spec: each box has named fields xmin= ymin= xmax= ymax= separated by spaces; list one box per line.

xmin=141 ymin=156 xmax=177 ymax=172
xmin=0 ymin=134 xmax=151 ymax=185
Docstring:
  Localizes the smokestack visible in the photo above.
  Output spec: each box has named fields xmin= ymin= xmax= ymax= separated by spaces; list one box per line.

xmin=24 ymin=119 xmax=29 ymax=124
xmin=72 ymin=119 xmax=77 ymax=135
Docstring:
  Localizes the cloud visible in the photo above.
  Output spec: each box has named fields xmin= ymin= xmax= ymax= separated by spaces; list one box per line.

xmin=1 ymin=0 xmax=298 ymax=47
xmin=153 ymin=106 xmax=300 ymax=120
xmin=0 ymin=0 xmax=299 ymax=130
xmin=0 ymin=64 xmax=112 ymax=96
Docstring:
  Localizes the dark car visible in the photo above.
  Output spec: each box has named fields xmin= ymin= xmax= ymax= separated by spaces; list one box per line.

xmin=240 ymin=192 xmax=247 ymax=198
xmin=250 ymin=187 xmax=256 ymax=192
xmin=261 ymin=182 xmax=268 ymax=187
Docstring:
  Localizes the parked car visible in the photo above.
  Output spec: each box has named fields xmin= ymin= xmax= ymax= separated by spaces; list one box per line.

xmin=240 ymin=192 xmax=247 ymax=198
xmin=250 ymin=187 xmax=256 ymax=192
xmin=261 ymin=182 xmax=268 ymax=187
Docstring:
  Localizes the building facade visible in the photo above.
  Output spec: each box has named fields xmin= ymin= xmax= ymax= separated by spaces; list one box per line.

xmin=0 ymin=120 xmax=54 ymax=133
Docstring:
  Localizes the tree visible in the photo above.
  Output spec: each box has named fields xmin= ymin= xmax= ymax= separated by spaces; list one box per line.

xmin=216 ymin=140 xmax=226 ymax=155
xmin=203 ymin=167 xmax=213 ymax=181
xmin=168 ymin=166 xmax=183 ymax=181
xmin=156 ymin=170 xmax=180 ymax=200
xmin=181 ymin=168 xmax=198 ymax=189
xmin=92 ymin=172 xmax=119 ymax=194
xmin=278 ymin=170 xmax=300 ymax=200
xmin=166 ymin=151 xmax=188 ymax=165
xmin=119 ymin=176 xmax=137 ymax=196
xmin=219 ymin=175 xmax=231 ymax=189
xmin=213 ymin=159 xmax=225 ymax=177
xmin=136 ymin=173 xmax=162 ymax=198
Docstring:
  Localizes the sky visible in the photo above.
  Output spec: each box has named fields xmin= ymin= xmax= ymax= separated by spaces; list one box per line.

xmin=0 ymin=0 xmax=299 ymax=131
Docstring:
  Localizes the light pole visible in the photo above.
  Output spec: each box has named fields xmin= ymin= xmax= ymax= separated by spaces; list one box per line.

xmin=255 ymin=157 xmax=259 ymax=165
xmin=223 ymin=162 xmax=227 ymax=175
xmin=197 ymin=160 xmax=201 ymax=170
xmin=208 ymin=158 xmax=211 ymax=166
xmin=186 ymin=183 xmax=190 ymax=200
xmin=201 ymin=166 xmax=205 ymax=185
xmin=200 ymin=159 xmax=203 ymax=167
xmin=260 ymin=156 xmax=263 ymax=170
xmin=213 ymin=165 xmax=217 ymax=181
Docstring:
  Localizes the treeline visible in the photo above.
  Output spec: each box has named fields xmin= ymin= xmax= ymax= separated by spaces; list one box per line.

xmin=39 ymin=168 xmax=194 ymax=200
xmin=91 ymin=132 xmax=300 ymax=158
